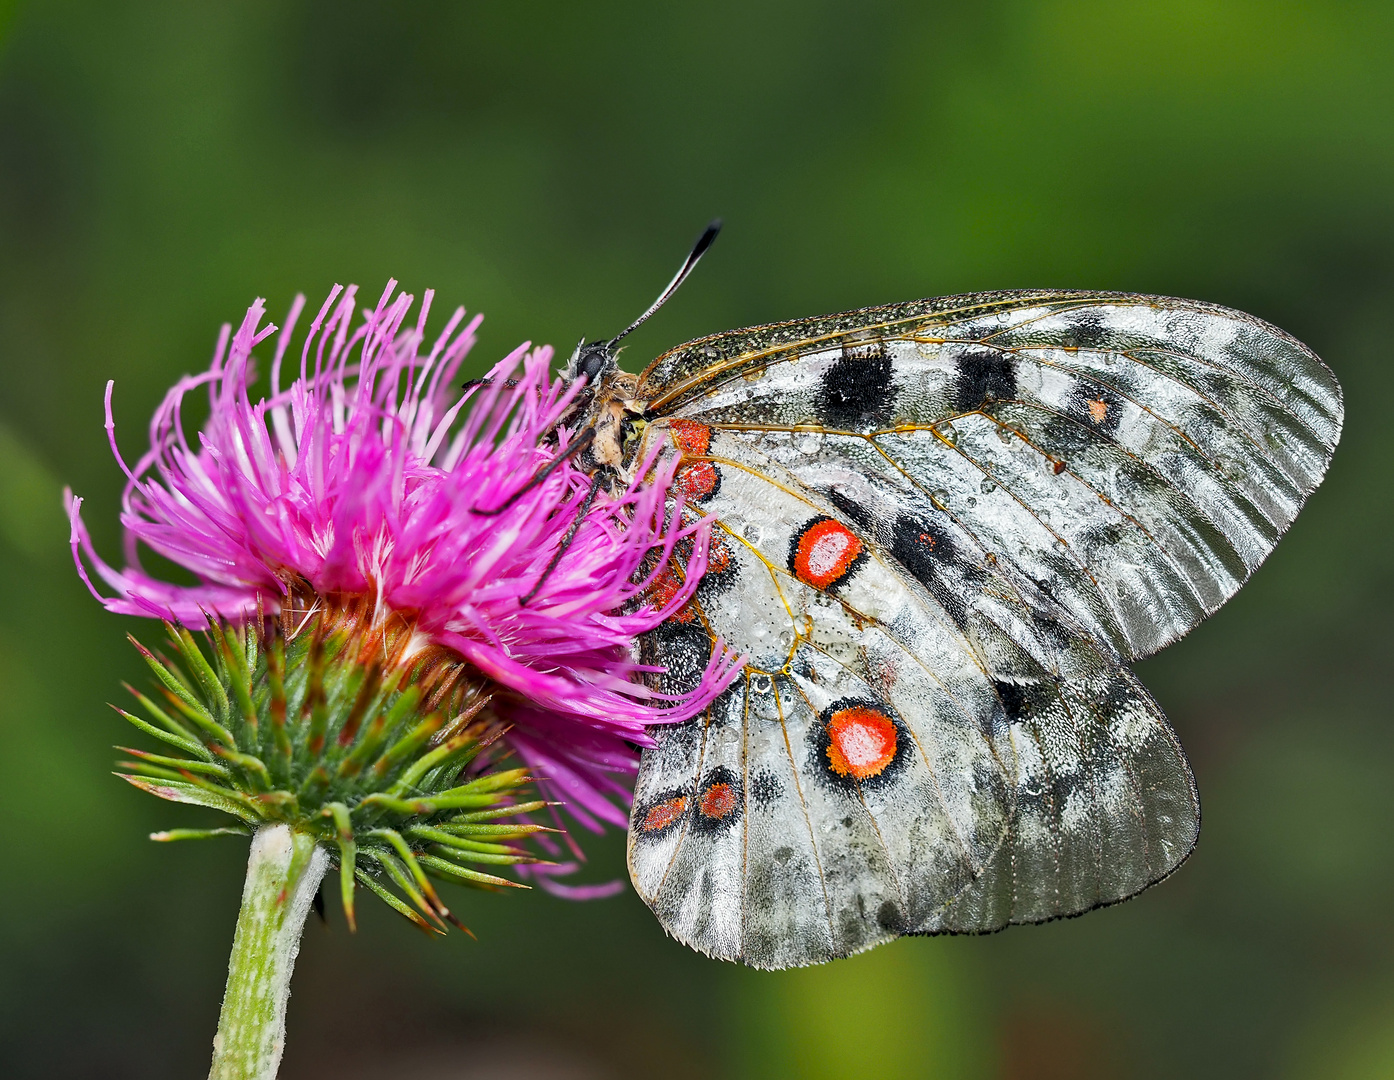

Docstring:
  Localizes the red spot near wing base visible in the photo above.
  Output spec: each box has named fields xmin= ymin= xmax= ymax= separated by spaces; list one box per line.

xmin=669 ymin=419 xmax=712 ymax=457
xmin=793 ymin=518 xmax=863 ymax=589
xmin=645 ymin=535 xmax=732 ymax=623
xmin=706 ymin=536 xmax=733 ymax=574
xmin=699 ymin=783 xmax=737 ymax=820
xmin=646 ymin=563 xmax=696 ymax=622
xmin=676 ymin=461 xmax=720 ymax=501
xmin=826 ymin=706 xmax=898 ymax=780
xmin=642 ymin=796 xmax=688 ymax=832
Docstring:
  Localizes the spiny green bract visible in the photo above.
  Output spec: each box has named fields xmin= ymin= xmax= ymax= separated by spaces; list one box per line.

xmin=115 ymin=606 xmax=554 ymax=936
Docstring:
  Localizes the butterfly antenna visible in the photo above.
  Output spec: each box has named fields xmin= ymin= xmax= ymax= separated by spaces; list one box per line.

xmin=609 ymin=219 xmax=722 ymax=348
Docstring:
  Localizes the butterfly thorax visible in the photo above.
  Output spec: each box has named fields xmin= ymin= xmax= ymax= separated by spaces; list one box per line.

xmin=562 ymin=341 xmax=649 ymax=480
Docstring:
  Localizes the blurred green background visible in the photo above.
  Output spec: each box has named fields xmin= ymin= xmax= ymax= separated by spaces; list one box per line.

xmin=0 ymin=1 xmax=1390 ymax=1077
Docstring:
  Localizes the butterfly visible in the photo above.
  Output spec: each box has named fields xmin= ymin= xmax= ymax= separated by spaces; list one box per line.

xmin=563 ymin=223 xmax=1342 ymax=969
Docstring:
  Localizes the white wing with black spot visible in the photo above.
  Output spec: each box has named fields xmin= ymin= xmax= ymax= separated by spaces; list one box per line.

xmin=625 ymin=291 xmax=1339 ymax=968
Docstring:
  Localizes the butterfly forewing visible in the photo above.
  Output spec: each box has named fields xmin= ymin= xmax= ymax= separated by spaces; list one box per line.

xmin=626 ymin=290 xmax=1340 ymax=968
xmin=639 ymin=291 xmax=1340 ymax=659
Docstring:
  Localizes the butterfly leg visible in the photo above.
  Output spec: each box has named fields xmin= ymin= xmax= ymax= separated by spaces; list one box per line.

xmin=470 ymin=427 xmax=597 ymax=516
xmin=519 ymin=470 xmax=608 ymax=606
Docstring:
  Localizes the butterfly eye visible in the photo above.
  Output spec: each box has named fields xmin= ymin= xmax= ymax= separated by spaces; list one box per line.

xmin=574 ymin=343 xmax=613 ymax=384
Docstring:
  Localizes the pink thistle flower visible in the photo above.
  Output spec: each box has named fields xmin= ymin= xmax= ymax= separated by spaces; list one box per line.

xmin=67 ymin=282 xmax=741 ymax=860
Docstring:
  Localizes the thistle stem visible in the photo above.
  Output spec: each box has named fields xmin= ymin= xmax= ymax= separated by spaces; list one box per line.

xmin=209 ymin=824 xmax=329 ymax=1080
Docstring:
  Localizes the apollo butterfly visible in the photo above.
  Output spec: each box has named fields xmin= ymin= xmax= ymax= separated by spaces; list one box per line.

xmin=563 ymin=224 xmax=1342 ymax=969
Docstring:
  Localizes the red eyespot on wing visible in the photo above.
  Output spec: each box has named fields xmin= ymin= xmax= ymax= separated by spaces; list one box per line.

xmin=669 ymin=419 xmax=712 ymax=458
xmin=699 ymin=782 xmax=737 ymax=820
xmin=647 ymin=563 xmax=683 ymax=607
xmin=791 ymin=518 xmax=863 ymax=589
xmin=826 ymin=706 xmax=898 ymax=780
xmin=676 ymin=461 xmax=720 ymax=502
xmin=641 ymin=795 xmax=688 ymax=832
xmin=646 ymin=563 xmax=697 ymax=622
xmin=706 ymin=536 xmax=733 ymax=574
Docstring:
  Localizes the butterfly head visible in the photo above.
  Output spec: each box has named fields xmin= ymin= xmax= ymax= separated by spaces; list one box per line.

xmin=560 ymin=221 xmax=722 ymax=476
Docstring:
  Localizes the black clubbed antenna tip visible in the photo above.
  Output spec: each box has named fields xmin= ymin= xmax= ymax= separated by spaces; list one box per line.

xmin=609 ymin=219 xmax=722 ymax=347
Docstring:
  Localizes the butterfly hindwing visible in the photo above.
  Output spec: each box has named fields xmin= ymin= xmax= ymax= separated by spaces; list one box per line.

xmin=627 ymin=291 xmax=1338 ymax=967
xmin=930 ymin=665 xmax=1198 ymax=933
xmin=628 ymin=457 xmax=1015 ymax=967
xmin=630 ymin=424 xmax=1197 ymax=965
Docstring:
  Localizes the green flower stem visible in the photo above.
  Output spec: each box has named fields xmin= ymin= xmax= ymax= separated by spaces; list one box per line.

xmin=209 ymin=824 xmax=329 ymax=1080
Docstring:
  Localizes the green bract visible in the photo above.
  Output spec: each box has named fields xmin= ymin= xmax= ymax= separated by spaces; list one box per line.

xmin=116 ymin=600 xmax=553 ymax=935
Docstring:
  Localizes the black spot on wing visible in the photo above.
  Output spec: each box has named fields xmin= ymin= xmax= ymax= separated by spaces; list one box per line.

xmin=750 ymin=768 xmax=785 ymax=807
xmin=889 ymin=515 xmax=958 ymax=578
xmin=993 ymin=679 xmax=1033 ymax=721
xmin=888 ymin=514 xmax=971 ymax=630
xmin=876 ymin=899 xmax=907 ymax=932
xmin=695 ymin=534 xmax=739 ymax=599
xmin=1065 ymin=378 xmax=1124 ymax=437
xmin=954 ymin=346 xmax=1018 ymax=412
xmin=982 ymin=679 xmax=1037 ymax=742
xmin=818 ymin=342 xmax=894 ymax=429
xmin=1059 ymin=310 xmax=1108 ymax=350
xmin=640 ymin=622 xmax=713 ymax=697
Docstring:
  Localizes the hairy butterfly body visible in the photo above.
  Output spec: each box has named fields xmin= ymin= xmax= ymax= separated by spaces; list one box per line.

xmin=565 ymin=231 xmax=1341 ymax=969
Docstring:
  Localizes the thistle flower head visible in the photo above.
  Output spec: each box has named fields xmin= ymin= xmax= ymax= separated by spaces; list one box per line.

xmin=67 ymin=283 xmax=740 ymax=910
